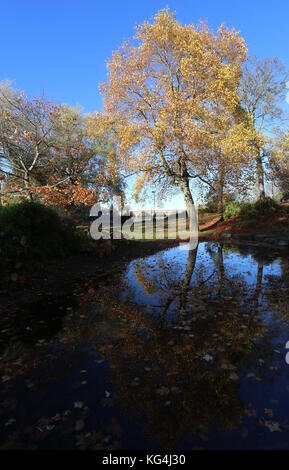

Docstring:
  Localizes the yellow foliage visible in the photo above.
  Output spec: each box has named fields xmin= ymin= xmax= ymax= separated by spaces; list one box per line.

xmin=88 ymin=8 xmax=249 ymax=202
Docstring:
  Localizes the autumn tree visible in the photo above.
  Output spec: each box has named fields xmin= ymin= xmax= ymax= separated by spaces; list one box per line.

xmin=0 ymin=83 xmax=124 ymax=208
xmin=239 ymin=57 xmax=289 ymax=199
xmin=91 ymin=9 xmax=247 ymax=219
xmin=269 ymin=129 xmax=289 ymax=198
xmin=36 ymin=104 xmax=119 ymax=207
xmin=0 ymin=82 xmax=55 ymax=200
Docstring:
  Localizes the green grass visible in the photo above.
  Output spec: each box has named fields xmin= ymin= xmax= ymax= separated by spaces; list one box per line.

xmin=199 ymin=230 xmax=213 ymax=236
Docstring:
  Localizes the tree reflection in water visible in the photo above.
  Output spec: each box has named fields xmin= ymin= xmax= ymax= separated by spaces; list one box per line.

xmin=1 ymin=242 xmax=289 ymax=449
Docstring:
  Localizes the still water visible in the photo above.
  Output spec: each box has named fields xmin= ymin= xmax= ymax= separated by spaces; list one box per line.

xmin=1 ymin=242 xmax=289 ymax=449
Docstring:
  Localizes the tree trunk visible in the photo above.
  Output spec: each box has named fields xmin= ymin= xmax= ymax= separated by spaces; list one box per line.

xmin=217 ymin=244 xmax=225 ymax=298
xmin=217 ymin=170 xmax=224 ymax=219
xmin=178 ymin=178 xmax=195 ymax=220
xmin=24 ymin=171 xmax=33 ymax=201
xmin=160 ymin=243 xmax=198 ymax=322
xmin=180 ymin=243 xmax=199 ymax=311
xmin=256 ymin=260 xmax=263 ymax=293
xmin=256 ymin=153 xmax=265 ymax=199
xmin=178 ymin=178 xmax=199 ymax=239
xmin=253 ymin=259 xmax=264 ymax=307
xmin=182 ymin=243 xmax=198 ymax=290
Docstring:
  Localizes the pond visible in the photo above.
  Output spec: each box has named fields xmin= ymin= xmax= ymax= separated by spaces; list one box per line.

xmin=1 ymin=241 xmax=289 ymax=449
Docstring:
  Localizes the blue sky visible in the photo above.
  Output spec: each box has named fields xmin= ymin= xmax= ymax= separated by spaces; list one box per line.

xmin=2 ymin=0 xmax=289 ymax=207
xmin=2 ymin=0 xmax=289 ymax=112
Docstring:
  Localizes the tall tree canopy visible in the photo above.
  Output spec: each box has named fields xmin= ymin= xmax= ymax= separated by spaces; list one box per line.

xmin=88 ymin=9 xmax=248 ymax=217
xmin=239 ymin=57 xmax=289 ymax=199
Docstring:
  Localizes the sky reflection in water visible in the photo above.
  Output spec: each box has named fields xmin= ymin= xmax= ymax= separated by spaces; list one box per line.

xmin=0 ymin=242 xmax=289 ymax=450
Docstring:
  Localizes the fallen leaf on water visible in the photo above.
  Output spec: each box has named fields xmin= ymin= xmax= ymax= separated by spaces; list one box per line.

xmin=156 ymin=386 xmax=170 ymax=396
xmin=2 ymin=376 xmax=11 ymax=383
xmin=203 ymin=355 xmax=213 ymax=362
xmin=74 ymin=401 xmax=84 ymax=409
xmin=229 ymin=373 xmax=239 ymax=381
xmin=46 ymin=424 xmax=55 ymax=431
xmin=263 ymin=420 xmax=281 ymax=432
xmin=5 ymin=418 xmax=16 ymax=426
xmin=52 ymin=414 xmax=61 ymax=422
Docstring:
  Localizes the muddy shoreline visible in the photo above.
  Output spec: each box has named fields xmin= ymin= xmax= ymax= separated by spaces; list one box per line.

xmin=1 ymin=233 xmax=288 ymax=313
xmin=0 ymin=239 xmax=179 ymax=311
